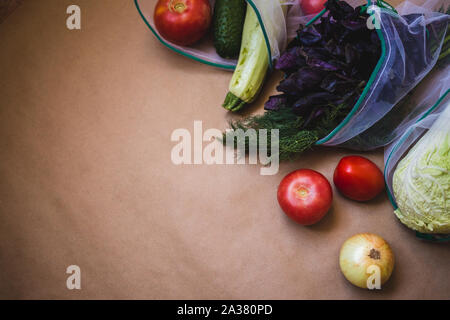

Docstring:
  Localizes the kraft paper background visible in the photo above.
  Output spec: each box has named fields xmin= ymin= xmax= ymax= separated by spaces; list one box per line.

xmin=0 ymin=0 xmax=448 ymax=299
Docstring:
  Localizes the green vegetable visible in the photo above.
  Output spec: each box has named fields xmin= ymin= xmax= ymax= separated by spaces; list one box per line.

xmin=224 ymin=92 xmax=360 ymax=160
xmin=393 ymin=102 xmax=450 ymax=234
xmin=222 ymin=3 xmax=269 ymax=112
xmin=213 ymin=0 xmax=246 ymax=59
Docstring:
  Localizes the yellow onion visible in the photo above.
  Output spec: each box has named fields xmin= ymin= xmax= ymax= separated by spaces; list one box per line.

xmin=339 ymin=233 xmax=395 ymax=289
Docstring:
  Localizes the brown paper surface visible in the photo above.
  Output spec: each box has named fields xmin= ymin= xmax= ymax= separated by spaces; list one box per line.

xmin=0 ymin=0 xmax=448 ymax=299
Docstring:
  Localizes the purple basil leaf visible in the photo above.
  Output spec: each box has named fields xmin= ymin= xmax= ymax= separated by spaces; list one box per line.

xmin=307 ymin=57 xmax=339 ymax=71
xmin=303 ymin=47 xmax=332 ymax=60
xmin=275 ymin=50 xmax=297 ymax=71
xmin=326 ymin=0 xmax=355 ymax=20
xmin=275 ymin=47 xmax=306 ymax=71
xmin=264 ymin=94 xmax=288 ymax=111
xmin=320 ymin=75 xmax=339 ymax=92
xmin=320 ymin=73 xmax=357 ymax=93
xmin=341 ymin=18 xmax=366 ymax=31
xmin=344 ymin=43 xmax=359 ymax=64
xmin=271 ymin=0 xmax=382 ymax=125
xmin=324 ymin=39 xmax=345 ymax=57
xmin=333 ymin=44 xmax=346 ymax=57
xmin=328 ymin=59 xmax=349 ymax=71
xmin=292 ymin=92 xmax=338 ymax=112
xmin=298 ymin=25 xmax=322 ymax=46
xmin=353 ymin=41 xmax=378 ymax=54
xmin=276 ymin=67 xmax=325 ymax=95
xmin=319 ymin=15 xmax=334 ymax=39
xmin=337 ymin=29 xmax=351 ymax=44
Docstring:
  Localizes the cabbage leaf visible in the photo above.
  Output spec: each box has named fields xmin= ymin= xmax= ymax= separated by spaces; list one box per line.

xmin=393 ymin=102 xmax=450 ymax=234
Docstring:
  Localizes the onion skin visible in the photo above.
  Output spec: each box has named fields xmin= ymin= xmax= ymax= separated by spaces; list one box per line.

xmin=339 ymin=233 xmax=395 ymax=289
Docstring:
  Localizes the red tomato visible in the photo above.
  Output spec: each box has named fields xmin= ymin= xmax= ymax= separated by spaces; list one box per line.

xmin=333 ymin=156 xmax=385 ymax=202
xmin=277 ymin=169 xmax=333 ymax=225
xmin=154 ymin=0 xmax=211 ymax=46
xmin=300 ymin=0 xmax=327 ymax=15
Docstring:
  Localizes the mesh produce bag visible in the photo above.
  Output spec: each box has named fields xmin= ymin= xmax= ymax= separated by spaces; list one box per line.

xmin=384 ymin=86 xmax=450 ymax=242
xmin=134 ymin=0 xmax=305 ymax=70
xmin=310 ymin=0 xmax=450 ymax=149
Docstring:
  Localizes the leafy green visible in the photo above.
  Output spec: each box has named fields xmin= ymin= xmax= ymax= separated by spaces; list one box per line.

xmin=224 ymin=93 xmax=358 ymax=161
xmin=393 ymin=102 xmax=450 ymax=234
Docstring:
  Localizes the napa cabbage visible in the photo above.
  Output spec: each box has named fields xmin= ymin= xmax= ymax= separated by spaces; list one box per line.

xmin=393 ymin=102 xmax=450 ymax=234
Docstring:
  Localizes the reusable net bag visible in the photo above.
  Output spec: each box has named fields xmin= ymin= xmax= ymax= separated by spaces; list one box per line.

xmin=384 ymin=86 xmax=450 ymax=242
xmin=310 ymin=0 xmax=450 ymax=149
xmin=134 ymin=0 xmax=303 ymax=70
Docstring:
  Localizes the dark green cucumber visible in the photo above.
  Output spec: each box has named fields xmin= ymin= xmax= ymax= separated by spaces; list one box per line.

xmin=213 ymin=0 xmax=246 ymax=59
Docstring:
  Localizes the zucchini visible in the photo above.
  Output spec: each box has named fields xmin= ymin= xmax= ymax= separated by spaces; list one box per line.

xmin=222 ymin=3 xmax=269 ymax=112
xmin=213 ymin=0 xmax=246 ymax=59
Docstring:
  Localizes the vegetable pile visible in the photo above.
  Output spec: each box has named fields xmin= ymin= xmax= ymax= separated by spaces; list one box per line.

xmin=153 ymin=0 xmax=273 ymax=112
xmin=226 ymin=0 xmax=382 ymax=160
xmin=148 ymin=0 xmax=450 ymax=286
xmin=279 ymin=156 xmax=385 ymax=226
xmin=393 ymin=101 xmax=450 ymax=234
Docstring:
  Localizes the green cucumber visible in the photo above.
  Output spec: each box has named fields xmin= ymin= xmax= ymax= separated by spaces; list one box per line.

xmin=213 ymin=0 xmax=246 ymax=59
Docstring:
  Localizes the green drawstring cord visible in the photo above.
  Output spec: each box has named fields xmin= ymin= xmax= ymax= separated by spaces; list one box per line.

xmin=360 ymin=0 xmax=398 ymax=14
xmin=416 ymin=232 xmax=450 ymax=243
